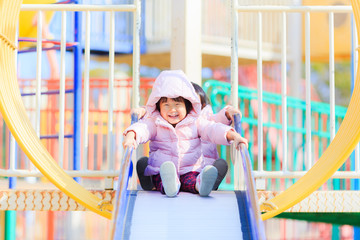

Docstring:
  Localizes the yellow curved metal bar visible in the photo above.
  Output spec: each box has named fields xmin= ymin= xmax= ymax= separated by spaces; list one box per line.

xmin=261 ymin=0 xmax=360 ymax=220
xmin=0 ymin=0 xmax=112 ymax=219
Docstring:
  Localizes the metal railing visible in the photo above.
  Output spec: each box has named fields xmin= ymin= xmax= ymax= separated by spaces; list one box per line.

xmin=0 ymin=3 xmax=141 ymax=184
xmin=145 ymin=0 xmax=297 ymax=60
xmin=233 ymin=114 xmax=266 ymax=239
xmin=228 ymin=1 xmax=358 ymax=191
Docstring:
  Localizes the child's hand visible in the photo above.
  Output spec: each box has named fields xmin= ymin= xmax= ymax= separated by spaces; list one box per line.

xmin=232 ymin=134 xmax=248 ymax=150
xmin=226 ymin=130 xmax=248 ymax=150
xmin=131 ymin=107 xmax=147 ymax=119
xmin=225 ymin=106 xmax=242 ymax=122
xmin=123 ymin=131 xmax=138 ymax=149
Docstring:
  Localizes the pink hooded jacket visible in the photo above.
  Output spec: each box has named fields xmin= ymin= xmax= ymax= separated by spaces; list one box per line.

xmin=200 ymin=105 xmax=232 ymax=165
xmin=124 ymin=70 xmax=234 ymax=176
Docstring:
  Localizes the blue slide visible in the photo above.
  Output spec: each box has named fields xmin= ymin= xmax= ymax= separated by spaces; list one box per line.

xmin=111 ymin=114 xmax=266 ymax=239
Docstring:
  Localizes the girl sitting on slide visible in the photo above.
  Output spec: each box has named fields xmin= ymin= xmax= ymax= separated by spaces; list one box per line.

xmin=133 ymin=82 xmax=242 ymax=191
xmin=123 ymin=70 xmax=248 ymax=197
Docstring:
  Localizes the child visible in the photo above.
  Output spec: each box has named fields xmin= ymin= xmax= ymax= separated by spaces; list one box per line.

xmin=123 ymin=70 xmax=248 ymax=197
xmin=134 ymin=82 xmax=242 ymax=191
xmin=131 ymin=82 xmax=241 ymax=190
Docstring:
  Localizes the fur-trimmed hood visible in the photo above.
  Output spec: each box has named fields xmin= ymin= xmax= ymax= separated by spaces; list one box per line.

xmin=145 ymin=70 xmax=201 ymax=117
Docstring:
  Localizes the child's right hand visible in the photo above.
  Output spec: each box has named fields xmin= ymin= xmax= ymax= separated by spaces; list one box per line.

xmin=131 ymin=107 xmax=147 ymax=119
xmin=123 ymin=131 xmax=138 ymax=149
xmin=226 ymin=130 xmax=248 ymax=150
xmin=232 ymin=134 xmax=248 ymax=150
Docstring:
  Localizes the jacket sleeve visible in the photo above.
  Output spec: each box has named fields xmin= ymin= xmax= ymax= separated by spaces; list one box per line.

xmin=197 ymin=116 xmax=234 ymax=145
xmin=208 ymin=105 xmax=232 ymax=125
xmin=123 ymin=118 xmax=156 ymax=145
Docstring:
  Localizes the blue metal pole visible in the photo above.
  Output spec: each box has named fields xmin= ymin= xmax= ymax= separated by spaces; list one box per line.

xmin=73 ymin=0 xmax=82 ymax=182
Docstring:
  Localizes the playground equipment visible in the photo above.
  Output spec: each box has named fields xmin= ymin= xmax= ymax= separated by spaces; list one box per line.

xmin=1 ymin=0 xmax=142 ymax=222
xmin=110 ymin=114 xmax=266 ymax=239
xmin=204 ymin=78 xmax=350 ymax=197
xmin=1 ymin=0 xmax=142 ymax=220
xmin=1 ymin=0 xmax=360 ymax=238
xmin=260 ymin=0 xmax=360 ymax=220
xmin=0 ymin=0 xmax=112 ymax=219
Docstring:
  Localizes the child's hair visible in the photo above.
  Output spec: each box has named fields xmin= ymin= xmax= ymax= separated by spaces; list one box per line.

xmin=191 ymin=82 xmax=210 ymax=109
xmin=156 ymin=97 xmax=193 ymax=114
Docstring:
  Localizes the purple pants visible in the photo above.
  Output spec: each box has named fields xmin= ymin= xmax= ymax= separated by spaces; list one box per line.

xmin=152 ymin=171 xmax=200 ymax=194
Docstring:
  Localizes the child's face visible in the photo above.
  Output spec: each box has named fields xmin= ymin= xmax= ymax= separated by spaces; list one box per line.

xmin=159 ymin=98 xmax=187 ymax=126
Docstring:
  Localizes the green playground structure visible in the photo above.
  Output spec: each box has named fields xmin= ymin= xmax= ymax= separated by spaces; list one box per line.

xmin=203 ymin=79 xmax=349 ymax=191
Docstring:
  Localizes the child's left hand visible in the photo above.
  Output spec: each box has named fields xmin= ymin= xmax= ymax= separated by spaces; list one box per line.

xmin=233 ymin=134 xmax=248 ymax=150
xmin=226 ymin=130 xmax=248 ymax=150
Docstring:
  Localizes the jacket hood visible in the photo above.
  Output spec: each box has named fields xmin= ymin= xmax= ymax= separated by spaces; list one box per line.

xmin=146 ymin=70 xmax=201 ymax=116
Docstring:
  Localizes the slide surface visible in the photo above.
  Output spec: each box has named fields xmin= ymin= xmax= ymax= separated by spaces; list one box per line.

xmin=261 ymin=0 xmax=360 ymax=220
xmin=0 ymin=0 xmax=112 ymax=219
xmin=114 ymin=191 xmax=253 ymax=240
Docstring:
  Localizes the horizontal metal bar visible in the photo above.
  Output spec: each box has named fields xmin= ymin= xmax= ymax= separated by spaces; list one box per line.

xmin=21 ymin=89 xmax=74 ymax=97
xmin=19 ymin=46 xmax=75 ymax=54
xmin=2 ymin=169 xmax=358 ymax=179
xmin=236 ymin=5 xmax=351 ymax=13
xmin=0 ymin=169 xmax=119 ymax=177
xmin=40 ymin=134 xmax=73 ymax=139
xmin=254 ymin=171 xmax=360 ymax=179
xmin=21 ymin=4 xmax=136 ymax=12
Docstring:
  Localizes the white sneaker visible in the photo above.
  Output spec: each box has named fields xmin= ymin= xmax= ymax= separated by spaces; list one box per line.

xmin=160 ymin=161 xmax=179 ymax=197
xmin=197 ymin=165 xmax=218 ymax=197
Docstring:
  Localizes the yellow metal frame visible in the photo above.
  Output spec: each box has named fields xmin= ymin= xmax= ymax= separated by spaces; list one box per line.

xmin=261 ymin=0 xmax=360 ymax=220
xmin=0 ymin=0 xmax=112 ymax=219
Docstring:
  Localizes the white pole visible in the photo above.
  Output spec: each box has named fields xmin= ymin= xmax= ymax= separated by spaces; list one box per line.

xmin=35 ymin=11 xmax=43 ymax=137
xmin=329 ymin=12 xmax=335 ymax=140
xmin=281 ymin=11 xmax=288 ymax=172
xmin=129 ymin=0 xmax=141 ymax=190
xmin=170 ymin=0 xmax=202 ymax=85
xmin=132 ymin=1 xmax=140 ymax=109
xmin=257 ymin=12 xmax=263 ymax=172
xmin=231 ymin=0 xmax=239 ymax=108
xmin=108 ymin=11 xmax=115 ymax=172
xmin=58 ymin=11 xmax=66 ymax=168
xmin=231 ymin=0 xmax=241 ymax=190
xmin=33 ymin=10 xmax=43 ymax=173
xmin=305 ymin=12 xmax=312 ymax=170
xmin=82 ymin=11 xmax=91 ymax=170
